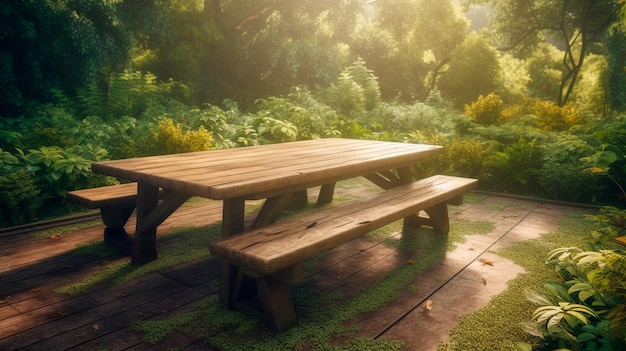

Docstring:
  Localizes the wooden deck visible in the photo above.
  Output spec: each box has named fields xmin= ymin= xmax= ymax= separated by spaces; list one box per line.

xmin=0 ymin=182 xmax=577 ymax=350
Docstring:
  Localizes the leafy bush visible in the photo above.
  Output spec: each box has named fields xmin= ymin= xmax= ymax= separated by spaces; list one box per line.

xmin=538 ymin=135 xmax=598 ymax=202
xmin=483 ymin=137 xmax=543 ymax=192
xmin=532 ymin=100 xmax=582 ymax=131
xmin=464 ymin=93 xmax=504 ymax=125
xmin=138 ymin=118 xmax=213 ymax=156
xmin=410 ymin=134 xmax=491 ymax=179
xmin=0 ymin=166 xmax=41 ymax=226
xmin=525 ymin=246 xmax=626 ymax=351
xmin=317 ymin=59 xmax=381 ymax=116
xmin=254 ymin=94 xmax=340 ymax=140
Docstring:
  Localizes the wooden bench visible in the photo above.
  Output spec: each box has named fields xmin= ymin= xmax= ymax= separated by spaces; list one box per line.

xmin=208 ymin=174 xmax=478 ymax=331
xmin=67 ymin=183 xmax=163 ymax=252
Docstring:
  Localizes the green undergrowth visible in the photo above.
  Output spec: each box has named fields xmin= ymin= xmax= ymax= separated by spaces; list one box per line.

xmin=437 ymin=211 xmax=594 ymax=351
xmin=133 ymin=217 xmax=494 ymax=350
xmin=54 ymin=224 xmax=222 ymax=295
xmin=30 ymin=219 xmax=103 ymax=239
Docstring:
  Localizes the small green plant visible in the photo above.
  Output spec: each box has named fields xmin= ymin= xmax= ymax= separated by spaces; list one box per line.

xmin=523 ymin=243 xmax=626 ymax=350
xmin=581 ymin=144 xmax=626 ymax=203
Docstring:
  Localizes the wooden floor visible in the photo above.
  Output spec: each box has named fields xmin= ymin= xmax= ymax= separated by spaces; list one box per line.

xmin=0 ymin=183 xmax=579 ymax=350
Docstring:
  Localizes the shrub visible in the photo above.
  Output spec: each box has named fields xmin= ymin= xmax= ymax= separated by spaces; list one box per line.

xmin=538 ymin=135 xmax=599 ymax=202
xmin=139 ymin=118 xmax=213 ymax=156
xmin=464 ymin=93 xmax=504 ymax=125
xmin=533 ymin=100 xmax=582 ymax=131
xmin=483 ymin=137 xmax=543 ymax=193
xmin=0 ymin=168 xmax=41 ymax=226
xmin=411 ymin=134 xmax=491 ymax=179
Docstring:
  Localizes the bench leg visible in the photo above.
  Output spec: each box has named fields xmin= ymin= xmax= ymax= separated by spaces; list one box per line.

xmin=219 ymin=263 xmax=297 ymax=331
xmin=256 ymin=275 xmax=296 ymax=331
xmin=424 ymin=203 xmax=450 ymax=234
xmin=100 ymin=205 xmax=135 ymax=253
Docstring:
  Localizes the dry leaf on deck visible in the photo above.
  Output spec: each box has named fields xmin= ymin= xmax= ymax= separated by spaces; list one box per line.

xmin=478 ymin=258 xmax=495 ymax=266
xmin=92 ymin=324 xmax=99 ymax=333
xmin=422 ymin=300 xmax=433 ymax=311
xmin=50 ymin=234 xmax=62 ymax=239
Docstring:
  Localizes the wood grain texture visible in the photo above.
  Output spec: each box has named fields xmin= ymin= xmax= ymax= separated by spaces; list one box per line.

xmin=91 ymin=139 xmax=444 ymax=200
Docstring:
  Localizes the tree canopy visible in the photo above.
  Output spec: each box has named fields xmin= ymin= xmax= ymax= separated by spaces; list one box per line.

xmin=1 ymin=0 xmax=625 ymax=116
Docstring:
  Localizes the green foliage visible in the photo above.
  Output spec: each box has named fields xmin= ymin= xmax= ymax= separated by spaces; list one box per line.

xmin=520 ymin=211 xmax=626 ymax=350
xmin=464 ymin=93 xmax=504 ymax=125
xmin=484 ymin=137 xmax=543 ymax=192
xmin=138 ymin=118 xmax=213 ymax=156
xmin=538 ymin=135 xmax=598 ymax=202
xmin=532 ymin=100 xmax=582 ymax=131
xmin=438 ymin=32 xmax=501 ymax=108
xmin=0 ymin=0 xmax=130 ymax=116
xmin=318 ymin=59 xmax=381 ymax=116
xmin=411 ymin=134 xmax=492 ymax=179
xmin=0 ymin=168 xmax=41 ymax=226
xmin=526 ymin=243 xmax=626 ymax=350
xmin=254 ymin=93 xmax=341 ymax=140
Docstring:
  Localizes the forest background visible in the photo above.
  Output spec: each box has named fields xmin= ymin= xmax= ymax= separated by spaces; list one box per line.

xmin=1 ymin=0 xmax=626 ymax=227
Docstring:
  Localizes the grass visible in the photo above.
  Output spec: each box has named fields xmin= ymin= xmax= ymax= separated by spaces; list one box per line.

xmin=54 ymin=224 xmax=222 ymax=295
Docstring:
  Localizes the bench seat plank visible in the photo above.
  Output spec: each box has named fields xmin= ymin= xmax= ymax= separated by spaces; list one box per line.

xmin=210 ymin=175 xmax=477 ymax=276
xmin=67 ymin=183 xmax=140 ymax=209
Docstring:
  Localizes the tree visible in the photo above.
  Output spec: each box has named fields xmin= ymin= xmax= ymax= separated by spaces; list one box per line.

xmin=437 ymin=32 xmax=500 ymax=108
xmin=353 ymin=0 xmax=468 ymax=102
xmin=485 ymin=0 xmax=623 ymax=106
xmin=133 ymin=0 xmax=362 ymax=107
xmin=0 ymin=0 xmax=131 ymax=117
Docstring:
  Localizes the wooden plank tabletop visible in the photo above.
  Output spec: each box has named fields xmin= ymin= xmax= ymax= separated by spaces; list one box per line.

xmin=91 ymin=138 xmax=443 ymax=200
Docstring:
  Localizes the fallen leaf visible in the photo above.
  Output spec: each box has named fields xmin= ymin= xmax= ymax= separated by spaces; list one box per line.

xmin=116 ymin=293 xmax=127 ymax=298
xmin=482 ymin=277 xmax=487 ymax=285
xmin=422 ymin=300 xmax=433 ymax=311
xmin=50 ymin=234 xmax=62 ymax=239
xmin=478 ymin=258 xmax=495 ymax=266
xmin=92 ymin=324 xmax=99 ymax=333
xmin=31 ymin=287 xmax=43 ymax=292
xmin=405 ymin=258 xmax=414 ymax=264
xmin=0 ymin=296 xmax=11 ymax=304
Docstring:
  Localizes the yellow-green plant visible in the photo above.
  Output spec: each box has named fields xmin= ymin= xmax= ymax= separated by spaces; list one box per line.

xmin=464 ymin=93 xmax=504 ymax=125
xmin=532 ymin=100 xmax=582 ymax=131
xmin=140 ymin=118 xmax=213 ymax=155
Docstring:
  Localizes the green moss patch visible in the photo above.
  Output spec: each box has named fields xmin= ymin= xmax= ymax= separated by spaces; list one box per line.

xmin=437 ymin=212 xmax=593 ymax=350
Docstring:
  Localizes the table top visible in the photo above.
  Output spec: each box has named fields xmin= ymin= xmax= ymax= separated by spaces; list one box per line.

xmin=91 ymin=138 xmax=443 ymax=200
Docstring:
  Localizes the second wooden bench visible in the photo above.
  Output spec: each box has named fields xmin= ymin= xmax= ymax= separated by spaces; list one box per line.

xmin=67 ymin=183 xmax=164 ymax=252
xmin=208 ymin=174 xmax=478 ymax=331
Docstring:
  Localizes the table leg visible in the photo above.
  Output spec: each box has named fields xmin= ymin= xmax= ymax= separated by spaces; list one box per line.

xmin=317 ymin=183 xmax=336 ymax=205
xmin=132 ymin=182 xmax=160 ymax=264
xmin=222 ymin=198 xmax=245 ymax=236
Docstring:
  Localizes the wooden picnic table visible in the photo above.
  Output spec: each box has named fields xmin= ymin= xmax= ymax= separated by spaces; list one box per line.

xmin=91 ymin=138 xmax=443 ymax=264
